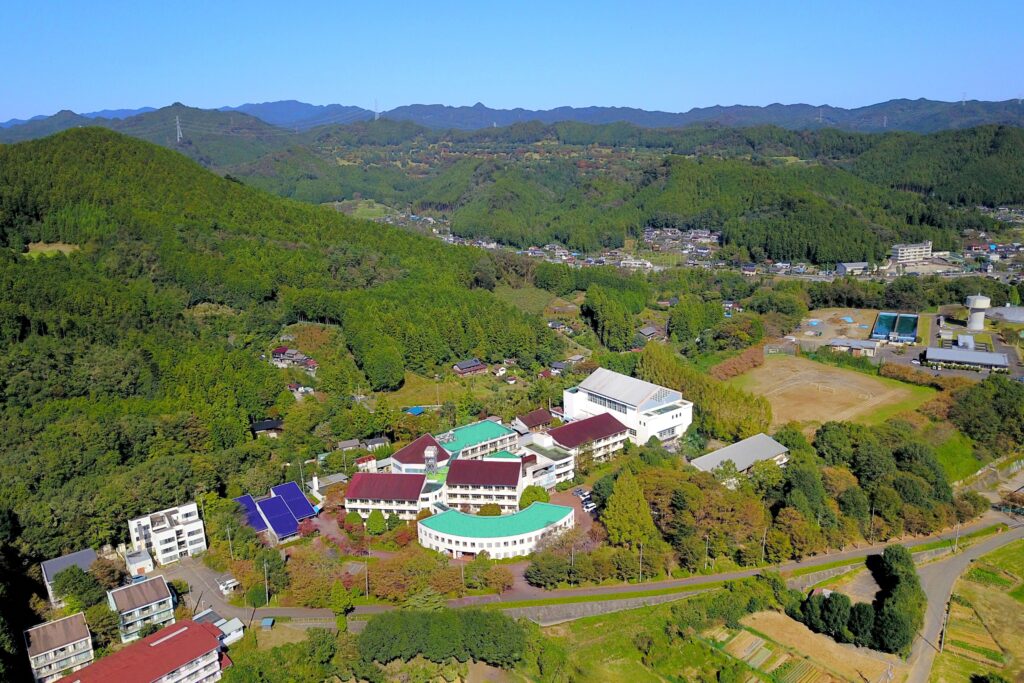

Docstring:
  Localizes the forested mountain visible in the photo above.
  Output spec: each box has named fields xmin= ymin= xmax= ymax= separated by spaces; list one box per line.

xmin=7 ymin=97 xmax=1024 ymax=133
xmin=3 ymin=108 xmax=1022 ymax=263
xmin=0 ymin=128 xmax=559 ymax=559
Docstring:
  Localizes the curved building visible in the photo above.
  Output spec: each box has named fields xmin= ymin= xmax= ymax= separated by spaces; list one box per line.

xmin=417 ymin=502 xmax=574 ymax=559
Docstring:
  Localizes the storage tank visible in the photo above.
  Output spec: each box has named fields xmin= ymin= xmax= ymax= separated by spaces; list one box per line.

xmin=966 ymin=294 xmax=991 ymax=331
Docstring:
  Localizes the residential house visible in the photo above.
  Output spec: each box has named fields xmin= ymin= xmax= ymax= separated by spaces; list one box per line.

xmin=193 ymin=609 xmax=245 ymax=647
xmin=362 ymin=437 xmax=391 ymax=452
xmin=55 ymin=619 xmax=229 ymax=683
xmin=563 ymin=367 xmax=693 ymax=443
xmin=336 ymin=438 xmax=361 ymax=452
xmin=108 ymin=576 xmax=175 ymax=643
xmin=638 ymin=325 xmax=659 ymax=341
xmin=512 ymin=408 xmax=554 ymax=434
xmin=250 ymin=419 xmax=283 ymax=439
xmin=453 ymin=358 xmax=487 ymax=376
xmin=128 ymin=503 xmax=206 ymax=566
xmin=41 ymin=549 xmax=98 ymax=607
xmin=24 ymin=613 xmax=94 ymax=683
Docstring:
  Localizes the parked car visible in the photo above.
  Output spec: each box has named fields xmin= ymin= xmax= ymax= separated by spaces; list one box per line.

xmin=582 ymin=501 xmax=597 ymax=513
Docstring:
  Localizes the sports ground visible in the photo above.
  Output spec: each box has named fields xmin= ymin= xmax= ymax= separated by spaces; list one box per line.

xmin=728 ymin=355 xmax=936 ymax=428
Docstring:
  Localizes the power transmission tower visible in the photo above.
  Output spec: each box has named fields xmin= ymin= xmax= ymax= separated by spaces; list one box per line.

xmin=175 ymin=115 xmax=183 ymax=143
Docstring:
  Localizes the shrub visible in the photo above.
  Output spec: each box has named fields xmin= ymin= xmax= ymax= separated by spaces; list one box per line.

xmin=246 ymin=584 xmax=268 ymax=607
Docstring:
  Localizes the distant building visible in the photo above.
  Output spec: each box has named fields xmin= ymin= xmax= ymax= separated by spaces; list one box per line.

xmin=826 ymin=338 xmax=879 ymax=358
xmin=563 ymin=367 xmax=693 ymax=443
xmin=638 ymin=325 xmax=659 ymax=341
xmin=891 ymin=240 xmax=932 ymax=264
xmin=362 ymin=437 xmax=390 ymax=451
xmin=690 ymin=433 xmax=790 ymax=486
xmin=24 ymin=613 xmax=94 ymax=683
xmin=55 ymin=619 xmax=229 ymax=683
xmin=836 ymin=262 xmax=869 ymax=276
xmin=41 ymin=549 xmax=98 ymax=607
xmin=128 ymin=503 xmax=206 ymax=566
xmin=108 ymin=576 xmax=175 ymax=643
xmin=924 ymin=347 xmax=1009 ymax=370
xmin=453 ymin=358 xmax=488 ymax=376
xmin=250 ymin=418 xmax=283 ymax=439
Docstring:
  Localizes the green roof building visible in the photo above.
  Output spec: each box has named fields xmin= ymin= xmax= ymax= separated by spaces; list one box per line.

xmin=434 ymin=419 xmax=518 ymax=459
xmin=417 ymin=502 xmax=574 ymax=559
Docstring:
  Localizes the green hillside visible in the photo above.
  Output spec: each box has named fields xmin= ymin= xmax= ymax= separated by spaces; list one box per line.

xmin=0 ymin=128 xmax=559 ymax=558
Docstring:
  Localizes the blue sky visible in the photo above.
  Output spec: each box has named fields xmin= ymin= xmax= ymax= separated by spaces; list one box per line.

xmin=2 ymin=0 xmax=1022 ymax=120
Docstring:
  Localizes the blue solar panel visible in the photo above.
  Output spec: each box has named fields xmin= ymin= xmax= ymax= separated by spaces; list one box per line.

xmin=234 ymin=495 xmax=267 ymax=532
xmin=256 ymin=497 xmax=298 ymax=538
xmin=271 ymin=482 xmax=317 ymax=520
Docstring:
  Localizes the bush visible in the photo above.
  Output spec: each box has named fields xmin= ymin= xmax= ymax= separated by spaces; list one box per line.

xmin=477 ymin=503 xmax=502 ymax=516
xmin=707 ymin=344 xmax=764 ymax=381
xmin=519 ymin=485 xmax=550 ymax=509
xmin=246 ymin=584 xmax=268 ymax=607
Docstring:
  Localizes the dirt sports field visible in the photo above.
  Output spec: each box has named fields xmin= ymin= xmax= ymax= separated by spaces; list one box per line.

xmin=728 ymin=355 xmax=935 ymax=428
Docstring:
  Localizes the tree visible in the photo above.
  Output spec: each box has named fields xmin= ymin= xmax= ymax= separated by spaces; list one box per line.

xmin=344 ymin=511 xmax=364 ymax=528
xmin=138 ymin=623 xmax=161 ymax=638
xmin=385 ymin=513 xmax=402 ymax=531
xmin=84 ymin=604 xmax=120 ymax=648
xmin=52 ymin=566 xmax=106 ymax=610
xmin=403 ymin=587 xmax=446 ymax=611
xmin=518 ymin=485 xmax=550 ymax=510
xmin=306 ymin=628 xmax=337 ymax=667
xmin=254 ymin=548 xmax=289 ymax=592
xmin=329 ymin=581 xmax=354 ymax=616
xmin=847 ymin=602 xmax=875 ymax=647
xmin=89 ymin=557 xmax=127 ymax=590
xmin=602 ymin=469 xmax=658 ymax=549
xmin=821 ymin=592 xmax=852 ymax=642
xmin=485 ymin=566 xmax=514 ymax=594
xmin=246 ymin=584 xmax=267 ymax=607
xmin=524 ymin=553 xmax=569 ymax=589
xmin=477 ymin=504 xmax=502 ymax=517
xmin=366 ymin=509 xmax=386 ymax=535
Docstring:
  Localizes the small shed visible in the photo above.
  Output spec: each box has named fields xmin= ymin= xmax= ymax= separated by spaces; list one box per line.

xmin=260 ymin=617 xmax=275 ymax=630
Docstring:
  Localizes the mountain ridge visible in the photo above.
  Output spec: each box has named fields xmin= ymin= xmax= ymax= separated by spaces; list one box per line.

xmin=4 ymin=97 xmax=1024 ymax=135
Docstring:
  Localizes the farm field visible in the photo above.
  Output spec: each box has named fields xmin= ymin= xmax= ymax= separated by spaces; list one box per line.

xmin=493 ymin=284 xmax=556 ymax=316
xmin=727 ymin=355 xmax=936 ymax=428
xmin=931 ymin=539 xmax=1024 ymax=682
xmin=741 ymin=611 xmax=908 ymax=682
xmin=24 ymin=241 xmax=80 ymax=257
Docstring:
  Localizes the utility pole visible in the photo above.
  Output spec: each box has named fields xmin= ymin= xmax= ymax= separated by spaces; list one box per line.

xmin=639 ymin=542 xmax=644 ymax=583
xmin=263 ymin=559 xmax=269 ymax=607
xmin=570 ymin=544 xmax=575 ymax=585
xmin=953 ymin=521 xmax=961 ymax=553
xmin=175 ymin=115 xmax=183 ymax=144
xmin=868 ymin=501 xmax=875 ymax=543
xmin=760 ymin=526 xmax=768 ymax=564
xmin=704 ymin=535 xmax=710 ymax=570
xmin=364 ymin=559 xmax=369 ymax=596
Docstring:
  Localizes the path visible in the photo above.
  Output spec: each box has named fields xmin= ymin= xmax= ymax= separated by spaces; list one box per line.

xmin=906 ymin=519 xmax=1024 ymax=683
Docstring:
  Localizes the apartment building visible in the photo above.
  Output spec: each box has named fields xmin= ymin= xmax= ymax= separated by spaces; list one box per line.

xmin=444 ymin=459 xmax=524 ymax=514
xmin=55 ymin=619 xmax=228 ymax=683
xmin=548 ymin=412 xmax=629 ymax=462
xmin=108 ymin=576 xmax=175 ymax=643
xmin=343 ymin=473 xmax=427 ymax=520
xmin=891 ymin=240 xmax=932 ymax=264
xmin=40 ymin=549 xmax=98 ymax=607
xmin=563 ymin=368 xmax=692 ymax=443
xmin=24 ymin=613 xmax=94 ymax=683
xmin=128 ymin=503 xmax=206 ymax=566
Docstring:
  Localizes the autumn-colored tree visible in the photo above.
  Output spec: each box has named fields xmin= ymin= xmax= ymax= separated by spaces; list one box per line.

xmin=485 ymin=566 xmax=514 ymax=594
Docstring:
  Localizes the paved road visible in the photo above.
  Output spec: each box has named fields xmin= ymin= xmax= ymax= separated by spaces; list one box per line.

xmin=156 ymin=558 xmax=334 ymax=627
xmin=907 ymin=519 xmax=1024 ymax=683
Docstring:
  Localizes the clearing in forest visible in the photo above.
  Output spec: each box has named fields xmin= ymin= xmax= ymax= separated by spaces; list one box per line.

xmin=727 ymin=355 xmax=935 ymax=428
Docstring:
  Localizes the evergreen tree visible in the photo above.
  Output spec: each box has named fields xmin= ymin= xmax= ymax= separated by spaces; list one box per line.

xmin=602 ymin=469 xmax=658 ymax=549
xmin=366 ymin=509 xmax=386 ymax=535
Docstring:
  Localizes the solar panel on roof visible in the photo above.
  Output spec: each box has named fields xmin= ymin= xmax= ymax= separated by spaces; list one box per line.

xmin=271 ymin=482 xmax=317 ymax=520
xmin=234 ymin=495 xmax=267 ymax=532
xmin=256 ymin=497 xmax=298 ymax=538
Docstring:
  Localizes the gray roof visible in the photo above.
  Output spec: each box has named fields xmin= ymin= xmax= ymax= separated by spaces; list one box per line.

xmin=41 ymin=548 xmax=97 ymax=585
xmin=924 ymin=347 xmax=1009 ymax=367
xmin=690 ymin=433 xmax=789 ymax=473
xmin=577 ymin=368 xmax=676 ymax=408
xmin=364 ymin=437 xmax=390 ymax=446
xmin=109 ymin=576 xmax=171 ymax=612
xmin=125 ymin=549 xmax=151 ymax=564
xmin=839 ymin=262 xmax=869 ymax=269
xmin=987 ymin=306 xmax=1024 ymax=324
xmin=828 ymin=338 xmax=878 ymax=350
xmin=24 ymin=613 xmax=91 ymax=657
xmin=639 ymin=325 xmax=658 ymax=336
xmin=192 ymin=608 xmax=224 ymax=625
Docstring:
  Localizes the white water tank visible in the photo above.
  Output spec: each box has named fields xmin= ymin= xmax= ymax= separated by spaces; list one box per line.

xmin=966 ymin=294 xmax=991 ymax=331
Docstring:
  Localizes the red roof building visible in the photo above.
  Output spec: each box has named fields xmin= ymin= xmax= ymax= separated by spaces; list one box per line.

xmin=345 ymin=473 xmax=426 ymax=502
xmin=446 ymin=459 xmax=521 ymax=487
xmin=516 ymin=408 xmax=554 ymax=431
xmin=548 ymin=412 xmax=628 ymax=450
xmin=56 ymin=620 xmax=228 ymax=683
xmin=391 ymin=433 xmax=450 ymax=467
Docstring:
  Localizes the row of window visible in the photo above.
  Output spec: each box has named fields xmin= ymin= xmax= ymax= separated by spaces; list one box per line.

xmin=584 ymin=392 xmax=631 ymax=414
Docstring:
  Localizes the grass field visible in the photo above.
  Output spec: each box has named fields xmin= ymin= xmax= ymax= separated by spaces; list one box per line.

xmin=932 ymin=539 xmax=1024 ymax=682
xmin=922 ymin=422 xmax=983 ymax=481
xmin=493 ymin=284 xmax=555 ymax=316
xmin=326 ymin=198 xmax=395 ymax=219
xmin=383 ymin=369 xmax=524 ymax=408
xmin=24 ymin=241 xmax=80 ymax=258
xmin=727 ymin=355 xmax=936 ymax=428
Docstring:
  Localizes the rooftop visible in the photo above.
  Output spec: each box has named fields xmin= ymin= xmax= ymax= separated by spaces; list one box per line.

xmin=418 ymin=502 xmax=573 ymax=539
xmin=518 ymin=409 xmax=553 ymax=431
xmin=690 ymin=433 xmax=789 ymax=473
xmin=446 ymin=459 xmax=521 ymax=487
xmin=55 ymin=620 xmax=225 ymax=683
xmin=434 ymin=420 xmax=515 ymax=456
xmin=925 ymin=347 xmax=1009 ymax=367
xmin=828 ymin=338 xmax=879 ymax=350
xmin=109 ymin=576 xmax=171 ymax=613
xmin=345 ymin=472 xmax=426 ymax=502
xmin=549 ymin=412 xmax=628 ymax=449
xmin=41 ymin=549 xmax=98 ymax=585
xmin=391 ymin=433 xmax=450 ymax=466
xmin=577 ymin=367 xmax=679 ymax=408
xmin=24 ymin=613 xmax=91 ymax=657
